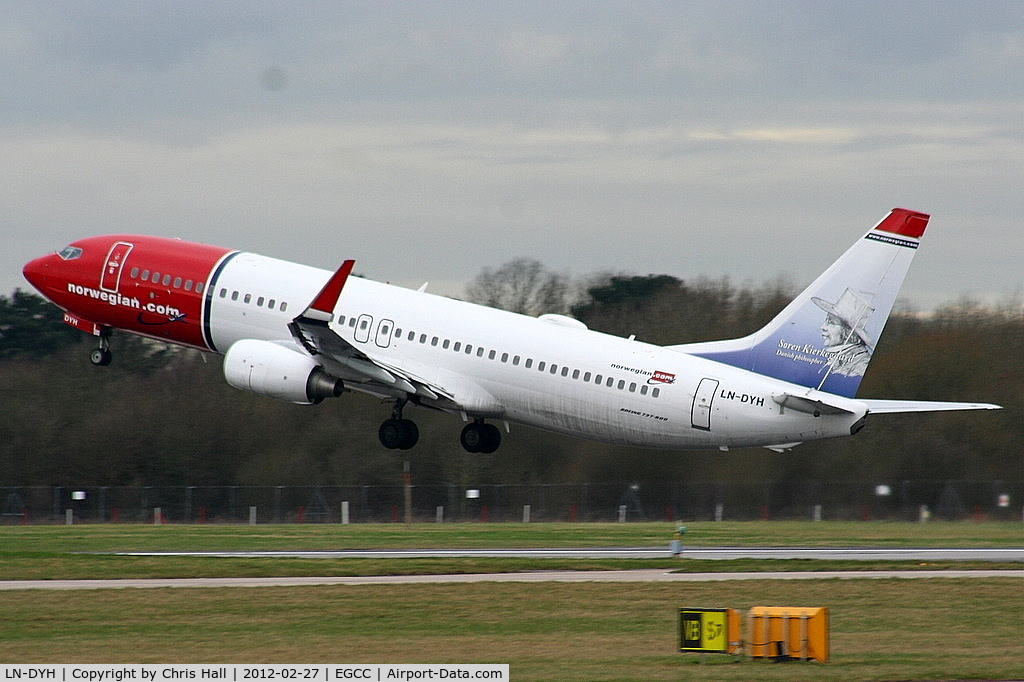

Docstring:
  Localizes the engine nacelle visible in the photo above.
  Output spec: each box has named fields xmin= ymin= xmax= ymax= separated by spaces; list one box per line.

xmin=223 ymin=339 xmax=344 ymax=404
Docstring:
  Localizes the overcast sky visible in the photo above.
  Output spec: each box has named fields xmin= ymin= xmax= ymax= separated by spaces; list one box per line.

xmin=4 ymin=1 xmax=1023 ymax=310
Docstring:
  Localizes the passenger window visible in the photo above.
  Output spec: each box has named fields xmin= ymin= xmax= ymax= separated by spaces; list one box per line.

xmin=606 ymin=377 xmax=614 ymax=387
xmin=640 ymin=385 xmax=648 ymax=395
xmin=583 ymin=372 xmax=591 ymax=382
xmin=629 ymin=382 xmax=637 ymax=392
xmin=512 ymin=355 xmax=520 ymax=366
xmin=185 ymin=280 xmax=193 ymax=291
xmin=595 ymin=374 xmax=602 ymax=384
xmin=142 ymin=270 xmax=150 ymax=281
xmin=196 ymin=282 xmax=204 ymax=294
xmin=360 ymin=320 xmax=369 ymax=330
xmin=268 ymin=299 xmax=275 ymax=309
xmin=162 ymin=275 xmax=172 ymax=286
xmin=561 ymin=367 xmax=569 ymax=377
xmin=489 ymin=350 xmax=497 ymax=360
xmin=525 ymin=359 xmax=533 ymax=369
xmin=442 ymin=339 xmax=450 ymax=349
xmin=152 ymin=272 xmax=160 ymax=283
xmin=617 ymin=380 xmax=625 ymax=390
xmin=408 ymin=331 xmax=415 ymax=341
xmin=477 ymin=347 xmax=485 ymax=358
xmin=173 ymin=277 xmax=182 ymax=289
xmin=256 ymin=296 xmax=265 ymax=307
xmin=652 ymin=387 xmax=660 ymax=398
xmin=501 ymin=352 xmax=508 ymax=363
xmin=279 ymin=301 xmax=286 ymax=311
xmin=572 ymin=369 xmax=580 ymax=380
xmin=550 ymin=365 xmax=558 ymax=374
xmin=130 ymin=267 xmax=140 ymax=278
xmin=231 ymin=291 xmax=239 ymax=301
xmin=219 ymin=288 xmax=227 ymax=298
xmin=453 ymin=342 xmax=461 ymax=352
xmin=538 ymin=362 xmax=546 ymax=372
xmin=420 ymin=334 xmax=427 ymax=343
xmin=431 ymin=336 xmax=438 ymax=347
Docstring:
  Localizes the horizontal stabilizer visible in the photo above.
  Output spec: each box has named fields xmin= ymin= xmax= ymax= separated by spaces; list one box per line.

xmin=862 ymin=399 xmax=1001 ymax=414
xmin=772 ymin=392 xmax=857 ymax=416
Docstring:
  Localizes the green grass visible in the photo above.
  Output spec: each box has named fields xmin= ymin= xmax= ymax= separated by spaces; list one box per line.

xmin=1 ymin=521 xmax=1023 ymax=680
xmin=3 ymin=519 xmax=1023 ymax=551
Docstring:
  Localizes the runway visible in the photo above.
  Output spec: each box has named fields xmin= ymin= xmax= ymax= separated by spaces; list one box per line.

xmin=0 ymin=546 xmax=1021 ymax=590
xmin=3 ymin=568 xmax=1024 ymax=591
xmin=115 ymin=546 xmax=1024 ymax=561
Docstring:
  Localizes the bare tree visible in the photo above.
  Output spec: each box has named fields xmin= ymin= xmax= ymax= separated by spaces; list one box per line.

xmin=465 ymin=258 xmax=573 ymax=316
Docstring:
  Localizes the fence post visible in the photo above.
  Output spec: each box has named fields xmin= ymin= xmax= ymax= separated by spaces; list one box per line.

xmin=341 ymin=500 xmax=350 ymax=525
xmin=249 ymin=506 xmax=257 ymax=525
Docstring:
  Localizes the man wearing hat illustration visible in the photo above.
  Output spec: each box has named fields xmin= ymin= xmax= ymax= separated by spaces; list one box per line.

xmin=812 ymin=288 xmax=875 ymax=377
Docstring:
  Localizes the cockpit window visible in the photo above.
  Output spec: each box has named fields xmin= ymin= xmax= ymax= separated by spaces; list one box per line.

xmin=58 ymin=246 xmax=83 ymax=260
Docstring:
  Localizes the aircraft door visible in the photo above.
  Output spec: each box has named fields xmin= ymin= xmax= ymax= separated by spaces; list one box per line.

xmin=375 ymin=319 xmax=395 ymax=348
xmin=100 ymin=241 xmax=134 ymax=293
xmin=354 ymin=314 xmax=373 ymax=343
xmin=691 ymin=378 xmax=719 ymax=431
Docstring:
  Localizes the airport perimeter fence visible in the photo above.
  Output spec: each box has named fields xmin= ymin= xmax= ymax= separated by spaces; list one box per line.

xmin=3 ymin=480 xmax=1023 ymax=525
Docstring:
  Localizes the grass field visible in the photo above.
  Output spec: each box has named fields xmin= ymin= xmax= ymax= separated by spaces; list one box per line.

xmin=1 ymin=521 xmax=1023 ymax=680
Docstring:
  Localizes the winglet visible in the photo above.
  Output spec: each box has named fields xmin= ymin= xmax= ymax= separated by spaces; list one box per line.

xmin=303 ymin=259 xmax=355 ymax=322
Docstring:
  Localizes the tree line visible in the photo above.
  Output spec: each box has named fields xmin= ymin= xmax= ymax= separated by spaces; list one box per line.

xmin=1 ymin=263 xmax=1020 ymax=497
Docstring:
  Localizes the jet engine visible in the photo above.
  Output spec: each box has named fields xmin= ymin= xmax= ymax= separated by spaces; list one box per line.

xmin=223 ymin=339 xmax=344 ymax=404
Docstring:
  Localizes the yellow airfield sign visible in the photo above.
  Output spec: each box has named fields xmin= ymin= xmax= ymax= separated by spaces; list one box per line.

xmin=678 ymin=608 xmax=740 ymax=654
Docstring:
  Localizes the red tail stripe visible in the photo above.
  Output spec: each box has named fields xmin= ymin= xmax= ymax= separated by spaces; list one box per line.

xmin=877 ymin=208 xmax=929 ymax=238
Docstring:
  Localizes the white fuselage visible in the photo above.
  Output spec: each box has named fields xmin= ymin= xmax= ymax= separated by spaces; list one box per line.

xmin=206 ymin=252 xmax=866 ymax=449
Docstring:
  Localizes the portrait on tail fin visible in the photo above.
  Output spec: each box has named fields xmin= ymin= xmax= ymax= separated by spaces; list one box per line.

xmin=813 ymin=288 xmax=874 ymax=379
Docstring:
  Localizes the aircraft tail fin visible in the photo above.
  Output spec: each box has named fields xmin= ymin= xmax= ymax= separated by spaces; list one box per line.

xmin=673 ymin=208 xmax=928 ymax=398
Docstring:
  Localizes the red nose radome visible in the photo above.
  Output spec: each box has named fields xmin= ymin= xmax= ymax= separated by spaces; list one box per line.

xmin=22 ymin=254 xmax=52 ymax=292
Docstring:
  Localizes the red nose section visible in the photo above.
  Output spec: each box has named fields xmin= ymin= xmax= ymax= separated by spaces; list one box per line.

xmin=22 ymin=254 xmax=53 ymax=295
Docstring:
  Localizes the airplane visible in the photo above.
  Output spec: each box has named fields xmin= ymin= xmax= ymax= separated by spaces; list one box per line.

xmin=22 ymin=208 xmax=999 ymax=454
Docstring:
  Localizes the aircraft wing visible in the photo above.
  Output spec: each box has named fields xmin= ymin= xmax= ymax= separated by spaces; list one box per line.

xmin=861 ymin=399 xmax=1002 ymax=414
xmin=287 ymin=260 xmax=457 ymax=404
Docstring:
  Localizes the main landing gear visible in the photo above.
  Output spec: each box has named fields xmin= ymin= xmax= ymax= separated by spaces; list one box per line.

xmin=377 ymin=401 xmax=501 ymax=453
xmin=460 ymin=419 xmax=501 ymax=454
xmin=378 ymin=400 xmax=419 ymax=451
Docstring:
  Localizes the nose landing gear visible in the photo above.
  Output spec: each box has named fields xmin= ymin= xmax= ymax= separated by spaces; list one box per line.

xmin=90 ymin=330 xmax=112 ymax=366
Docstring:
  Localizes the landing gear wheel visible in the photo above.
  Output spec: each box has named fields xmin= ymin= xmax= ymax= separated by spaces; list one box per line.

xmin=90 ymin=348 xmax=112 ymax=366
xmin=460 ymin=422 xmax=501 ymax=454
xmin=379 ymin=418 xmax=419 ymax=450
